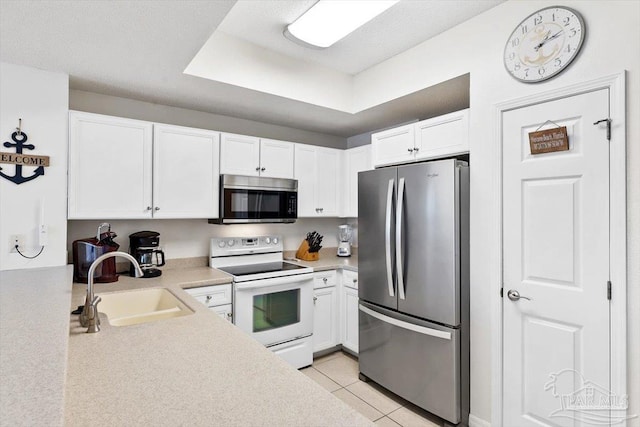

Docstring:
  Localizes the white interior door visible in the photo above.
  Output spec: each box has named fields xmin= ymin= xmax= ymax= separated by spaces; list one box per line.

xmin=502 ymin=89 xmax=611 ymax=426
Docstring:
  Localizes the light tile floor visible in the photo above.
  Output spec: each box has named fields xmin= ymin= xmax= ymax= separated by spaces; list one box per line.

xmin=302 ymin=351 xmax=446 ymax=427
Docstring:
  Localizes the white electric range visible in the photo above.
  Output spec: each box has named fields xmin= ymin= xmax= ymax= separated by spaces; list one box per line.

xmin=210 ymin=236 xmax=314 ymax=369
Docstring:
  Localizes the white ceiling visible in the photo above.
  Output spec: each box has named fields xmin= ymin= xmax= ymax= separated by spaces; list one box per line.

xmin=0 ymin=1 xmax=502 ymax=138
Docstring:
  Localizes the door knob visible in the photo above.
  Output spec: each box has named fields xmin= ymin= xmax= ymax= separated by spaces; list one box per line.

xmin=507 ymin=289 xmax=532 ymax=301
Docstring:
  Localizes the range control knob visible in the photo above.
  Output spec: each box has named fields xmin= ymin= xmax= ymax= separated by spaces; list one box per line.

xmin=227 ymin=239 xmax=235 ymax=247
xmin=265 ymin=237 xmax=271 ymax=244
xmin=273 ymin=237 xmax=279 ymax=244
xmin=218 ymin=241 xmax=226 ymax=248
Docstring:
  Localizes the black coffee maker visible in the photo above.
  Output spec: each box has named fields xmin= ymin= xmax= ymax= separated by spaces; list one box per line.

xmin=129 ymin=231 xmax=165 ymax=278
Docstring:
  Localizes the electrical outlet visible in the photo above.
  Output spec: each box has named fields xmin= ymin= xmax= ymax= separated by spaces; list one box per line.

xmin=9 ymin=234 xmax=24 ymax=253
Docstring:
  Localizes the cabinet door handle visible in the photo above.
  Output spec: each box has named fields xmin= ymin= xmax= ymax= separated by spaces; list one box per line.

xmin=261 ymin=167 xmax=266 ymax=172
xmin=146 ymin=206 xmax=152 ymax=211
xmin=313 ymin=296 xmax=317 ymax=304
xmin=322 ymin=277 xmax=328 ymax=283
xmin=154 ymin=207 xmax=160 ymax=211
xmin=255 ymin=166 xmax=260 ymax=171
xmin=407 ymin=148 xmax=414 ymax=153
xmin=413 ymin=147 xmax=419 ymax=152
xmin=353 ymin=279 xmax=358 ymax=283
xmin=205 ymin=295 xmax=212 ymax=301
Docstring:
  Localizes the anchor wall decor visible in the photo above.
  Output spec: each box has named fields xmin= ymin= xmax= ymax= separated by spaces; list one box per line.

xmin=0 ymin=119 xmax=50 ymax=185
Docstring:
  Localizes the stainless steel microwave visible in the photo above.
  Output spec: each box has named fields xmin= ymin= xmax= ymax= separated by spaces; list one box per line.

xmin=209 ymin=175 xmax=298 ymax=224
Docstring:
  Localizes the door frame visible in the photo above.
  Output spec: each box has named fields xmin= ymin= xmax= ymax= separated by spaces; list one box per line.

xmin=491 ymin=72 xmax=627 ymax=426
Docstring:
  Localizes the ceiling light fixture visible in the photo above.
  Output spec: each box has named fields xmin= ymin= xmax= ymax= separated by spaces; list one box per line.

xmin=284 ymin=0 xmax=399 ymax=49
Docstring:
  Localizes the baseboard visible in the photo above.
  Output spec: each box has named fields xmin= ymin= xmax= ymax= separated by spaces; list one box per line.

xmin=468 ymin=414 xmax=491 ymax=427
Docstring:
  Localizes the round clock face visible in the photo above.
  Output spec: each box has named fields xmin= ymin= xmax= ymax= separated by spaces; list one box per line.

xmin=504 ymin=7 xmax=585 ymax=83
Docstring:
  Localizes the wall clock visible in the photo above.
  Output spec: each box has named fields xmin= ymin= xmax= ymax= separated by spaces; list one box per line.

xmin=504 ymin=6 xmax=585 ymax=83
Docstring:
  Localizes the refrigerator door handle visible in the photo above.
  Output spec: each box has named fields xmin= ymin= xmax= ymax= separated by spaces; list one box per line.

xmin=359 ymin=304 xmax=451 ymax=340
xmin=396 ymin=177 xmax=406 ymax=300
xmin=385 ymin=179 xmax=395 ymax=297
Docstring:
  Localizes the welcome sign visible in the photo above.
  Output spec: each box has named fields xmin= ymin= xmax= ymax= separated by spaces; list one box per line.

xmin=528 ymin=126 xmax=569 ymax=155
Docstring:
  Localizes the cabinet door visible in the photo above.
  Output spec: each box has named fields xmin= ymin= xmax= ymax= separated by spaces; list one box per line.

xmin=342 ymin=286 xmax=359 ymax=354
xmin=345 ymin=145 xmax=371 ymax=217
xmin=220 ymin=133 xmax=260 ymax=176
xmin=313 ymin=286 xmax=338 ymax=353
xmin=211 ymin=304 xmax=233 ymax=323
xmin=414 ymin=109 xmax=469 ymax=161
xmin=294 ymin=144 xmax=317 ymax=217
xmin=371 ymin=123 xmax=415 ymax=168
xmin=68 ymin=111 xmax=153 ymax=219
xmin=316 ymin=147 xmax=340 ymax=216
xmin=153 ymin=124 xmax=220 ymax=218
xmin=259 ymin=139 xmax=294 ymax=178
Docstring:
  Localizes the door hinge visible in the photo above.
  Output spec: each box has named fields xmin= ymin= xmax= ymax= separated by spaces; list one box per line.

xmin=593 ymin=118 xmax=611 ymax=141
xmin=607 ymin=281 xmax=612 ymax=300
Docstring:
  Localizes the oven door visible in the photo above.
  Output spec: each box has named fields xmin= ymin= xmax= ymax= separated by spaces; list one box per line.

xmin=221 ymin=187 xmax=297 ymax=223
xmin=234 ymin=273 xmax=313 ymax=347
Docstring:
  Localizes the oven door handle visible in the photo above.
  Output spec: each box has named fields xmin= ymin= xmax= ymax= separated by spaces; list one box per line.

xmin=234 ymin=273 xmax=314 ymax=291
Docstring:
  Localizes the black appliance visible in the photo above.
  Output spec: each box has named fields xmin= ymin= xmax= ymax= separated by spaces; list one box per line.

xmin=129 ymin=231 xmax=165 ymax=278
xmin=72 ymin=223 xmax=119 ymax=283
xmin=209 ymin=175 xmax=297 ymax=224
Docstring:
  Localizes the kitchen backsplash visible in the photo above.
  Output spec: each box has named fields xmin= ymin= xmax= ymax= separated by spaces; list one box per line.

xmin=67 ymin=218 xmax=357 ymax=263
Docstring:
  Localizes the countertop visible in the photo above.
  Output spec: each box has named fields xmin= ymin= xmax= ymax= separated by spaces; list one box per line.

xmin=0 ymin=266 xmax=73 ymax=427
xmin=284 ymin=247 xmax=358 ymax=272
xmin=64 ymin=266 xmax=370 ymax=426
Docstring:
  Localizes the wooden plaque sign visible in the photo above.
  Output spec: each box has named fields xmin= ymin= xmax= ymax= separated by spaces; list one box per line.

xmin=0 ymin=152 xmax=50 ymax=167
xmin=528 ymin=126 xmax=569 ymax=155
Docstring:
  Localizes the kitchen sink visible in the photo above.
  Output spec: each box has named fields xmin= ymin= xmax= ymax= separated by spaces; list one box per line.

xmin=97 ymin=288 xmax=193 ymax=326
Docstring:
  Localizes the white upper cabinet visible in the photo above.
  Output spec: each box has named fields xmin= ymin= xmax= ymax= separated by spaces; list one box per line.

xmin=220 ymin=133 xmax=261 ymax=176
xmin=371 ymin=123 xmax=415 ymax=168
xmin=259 ymin=138 xmax=294 ymax=178
xmin=294 ymin=144 xmax=341 ymax=217
xmin=69 ymin=112 xmax=219 ymax=219
xmin=152 ymin=124 xmax=220 ymax=218
xmin=372 ymin=109 xmax=469 ymax=167
xmin=342 ymin=144 xmax=371 ymax=217
xmin=414 ymin=109 xmax=469 ymax=161
xmin=68 ymin=111 xmax=153 ymax=219
xmin=220 ymin=133 xmax=294 ymax=179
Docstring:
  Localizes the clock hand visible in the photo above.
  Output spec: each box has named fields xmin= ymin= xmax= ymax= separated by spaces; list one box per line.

xmin=534 ymin=30 xmax=564 ymax=51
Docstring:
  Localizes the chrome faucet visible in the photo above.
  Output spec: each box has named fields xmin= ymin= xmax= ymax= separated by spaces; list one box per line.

xmin=79 ymin=251 xmax=144 ymax=333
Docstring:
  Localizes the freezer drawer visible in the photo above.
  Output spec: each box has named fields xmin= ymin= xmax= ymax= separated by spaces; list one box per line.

xmin=359 ymin=302 xmax=461 ymax=424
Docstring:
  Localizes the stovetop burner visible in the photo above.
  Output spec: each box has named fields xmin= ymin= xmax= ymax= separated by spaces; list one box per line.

xmin=217 ymin=261 xmax=307 ymax=277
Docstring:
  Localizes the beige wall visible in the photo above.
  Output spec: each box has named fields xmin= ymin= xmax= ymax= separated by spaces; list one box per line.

xmin=69 ymin=90 xmax=347 ymax=149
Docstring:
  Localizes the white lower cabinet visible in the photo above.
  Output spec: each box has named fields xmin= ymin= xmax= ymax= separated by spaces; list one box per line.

xmin=184 ymin=284 xmax=233 ymax=323
xmin=312 ymin=271 xmax=339 ymax=353
xmin=341 ymin=270 xmax=359 ymax=354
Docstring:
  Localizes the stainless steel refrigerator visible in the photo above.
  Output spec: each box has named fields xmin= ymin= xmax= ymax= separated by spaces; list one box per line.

xmin=358 ymin=158 xmax=469 ymax=426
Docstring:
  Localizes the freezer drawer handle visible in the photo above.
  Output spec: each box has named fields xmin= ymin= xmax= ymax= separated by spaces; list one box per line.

xmin=396 ymin=177 xmax=406 ymax=300
xmin=385 ymin=179 xmax=395 ymax=297
xmin=359 ymin=305 xmax=451 ymax=340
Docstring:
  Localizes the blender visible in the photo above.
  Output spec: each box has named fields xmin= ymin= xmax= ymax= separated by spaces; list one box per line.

xmin=337 ymin=225 xmax=352 ymax=257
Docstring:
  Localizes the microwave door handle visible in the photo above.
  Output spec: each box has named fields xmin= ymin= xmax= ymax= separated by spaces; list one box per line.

xmin=385 ymin=179 xmax=395 ymax=297
xmin=396 ymin=177 xmax=406 ymax=300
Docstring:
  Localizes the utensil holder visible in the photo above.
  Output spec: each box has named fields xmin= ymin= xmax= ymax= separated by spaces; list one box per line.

xmin=296 ymin=240 xmax=319 ymax=261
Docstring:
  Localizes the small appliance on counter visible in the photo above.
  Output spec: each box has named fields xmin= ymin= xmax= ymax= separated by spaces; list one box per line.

xmin=128 ymin=231 xmax=165 ymax=278
xmin=337 ymin=224 xmax=352 ymax=257
xmin=72 ymin=222 xmax=120 ymax=283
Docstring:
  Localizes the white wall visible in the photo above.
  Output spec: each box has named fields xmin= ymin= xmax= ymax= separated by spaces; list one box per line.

xmin=67 ymin=218 xmax=346 ymax=262
xmin=0 ymin=63 xmax=68 ymax=271
xmin=356 ymin=1 xmax=640 ymax=423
